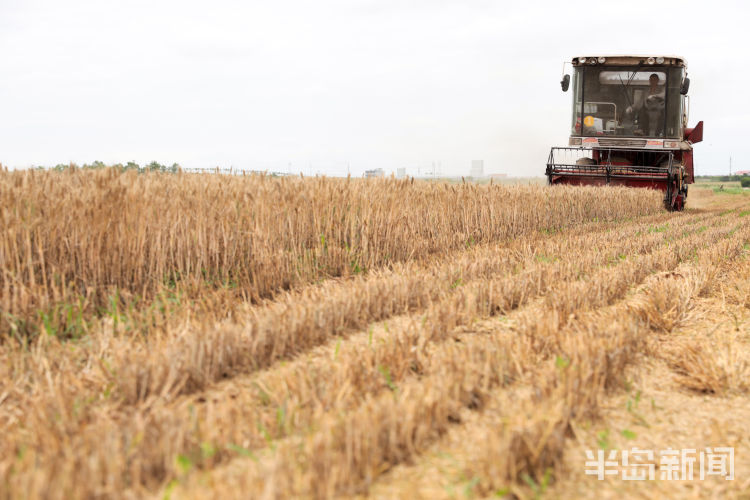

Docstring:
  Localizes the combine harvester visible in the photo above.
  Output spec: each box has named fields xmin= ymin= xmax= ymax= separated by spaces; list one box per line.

xmin=546 ymin=55 xmax=703 ymax=210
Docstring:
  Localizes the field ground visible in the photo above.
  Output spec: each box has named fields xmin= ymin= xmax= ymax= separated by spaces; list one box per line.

xmin=1 ymin=170 xmax=749 ymax=499
xmin=694 ymin=180 xmax=743 ymax=189
xmin=693 ymin=179 xmax=749 ymax=196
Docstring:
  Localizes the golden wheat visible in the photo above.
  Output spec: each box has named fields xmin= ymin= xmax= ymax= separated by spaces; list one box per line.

xmin=0 ymin=208 xmax=719 ymax=499
xmin=1 ymin=168 xmax=748 ymax=500
xmin=0 ymin=168 xmax=661 ymax=338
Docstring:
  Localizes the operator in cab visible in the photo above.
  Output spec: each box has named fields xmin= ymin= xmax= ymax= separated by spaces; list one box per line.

xmin=625 ymin=73 xmax=665 ymax=137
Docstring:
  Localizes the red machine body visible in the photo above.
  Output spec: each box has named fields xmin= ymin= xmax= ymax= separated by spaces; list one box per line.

xmin=546 ymin=55 xmax=702 ymax=210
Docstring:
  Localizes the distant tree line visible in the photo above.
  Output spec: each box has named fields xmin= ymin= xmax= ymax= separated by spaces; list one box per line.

xmin=695 ymin=174 xmax=750 ymax=188
xmin=695 ymin=174 xmax=748 ymax=182
xmin=46 ymin=161 xmax=181 ymax=173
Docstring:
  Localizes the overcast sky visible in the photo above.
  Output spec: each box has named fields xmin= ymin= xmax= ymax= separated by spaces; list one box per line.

xmin=1 ymin=0 xmax=747 ymax=176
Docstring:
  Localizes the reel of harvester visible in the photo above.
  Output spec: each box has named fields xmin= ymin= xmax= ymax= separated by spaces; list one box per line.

xmin=546 ymin=147 xmax=688 ymax=211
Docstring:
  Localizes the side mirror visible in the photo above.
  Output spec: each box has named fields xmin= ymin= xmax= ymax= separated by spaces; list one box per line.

xmin=560 ymin=74 xmax=570 ymax=92
xmin=680 ymin=77 xmax=690 ymax=95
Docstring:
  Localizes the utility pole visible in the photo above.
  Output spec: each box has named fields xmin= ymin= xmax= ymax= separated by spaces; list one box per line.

xmin=729 ymin=156 xmax=732 ymax=176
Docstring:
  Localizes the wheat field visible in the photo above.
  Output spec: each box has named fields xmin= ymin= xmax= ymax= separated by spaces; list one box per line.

xmin=1 ymin=167 xmax=749 ymax=499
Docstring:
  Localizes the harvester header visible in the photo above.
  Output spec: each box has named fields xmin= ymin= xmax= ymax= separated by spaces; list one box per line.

xmin=547 ymin=54 xmax=703 ymax=210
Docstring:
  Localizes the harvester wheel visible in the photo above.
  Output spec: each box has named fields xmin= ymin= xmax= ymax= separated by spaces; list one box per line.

xmin=664 ymin=162 xmax=687 ymax=212
xmin=664 ymin=185 xmax=672 ymax=212
xmin=664 ymin=181 xmax=686 ymax=211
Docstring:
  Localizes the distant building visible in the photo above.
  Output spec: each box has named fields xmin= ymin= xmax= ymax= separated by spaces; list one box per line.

xmin=396 ymin=167 xmax=406 ymax=178
xmin=470 ymin=160 xmax=484 ymax=178
xmin=364 ymin=168 xmax=384 ymax=178
xmin=735 ymin=170 xmax=750 ymax=176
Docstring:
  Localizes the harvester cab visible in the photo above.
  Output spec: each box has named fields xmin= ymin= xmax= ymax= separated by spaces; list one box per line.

xmin=546 ymin=55 xmax=703 ymax=211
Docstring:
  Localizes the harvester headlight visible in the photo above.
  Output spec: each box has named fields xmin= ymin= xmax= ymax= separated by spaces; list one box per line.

xmin=597 ymin=56 xmax=606 ymax=64
xmin=569 ymin=137 xmax=582 ymax=146
xmin=656 ymin=56 xmax=665 ymax=64
xmin=663 ymin=141 xmax=679 ymax=148
xmin=589 ymin=58 xmax=597 ymax=65
xmin=647 ymin=57 xmax=655 ymax=65
xmin=578 ymin=57 xmax=587 ymax=64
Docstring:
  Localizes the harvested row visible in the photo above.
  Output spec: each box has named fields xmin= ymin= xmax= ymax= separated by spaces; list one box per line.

xmin=416 ymin=226 xmax=750 ymax=499
xmin=163 ymin=211 xmax=749 ymax=498
xmin=0 ymin=207 xmax=722 ymax=498
xmin=366 ymin=220 xmax=750 ymax=499
xmin=111 ymin=207 xmax=713 ymax=405
xmin=0 ymin=168 xmax=662 ymax=337
xmin=542 ymin=269 xmax=750 ymax=500
xmin=639 ymin=256 xmax=750 ymax=395
xmin=0 ymin=206 xmax=708 ymax=411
